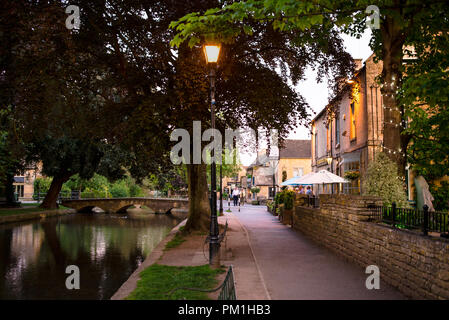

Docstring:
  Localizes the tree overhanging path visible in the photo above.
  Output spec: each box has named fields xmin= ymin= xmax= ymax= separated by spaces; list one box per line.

xmin=232 ymin=205 xmax=405 ymax=299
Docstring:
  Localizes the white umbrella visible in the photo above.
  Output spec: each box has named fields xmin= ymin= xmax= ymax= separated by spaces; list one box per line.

xmin=280 ymin=172 xmax=315 ymax=186
xmin=295 ymin=170 xmax=349 ymax=184
xmin=293 ymin=170 xmax=349 ymax=195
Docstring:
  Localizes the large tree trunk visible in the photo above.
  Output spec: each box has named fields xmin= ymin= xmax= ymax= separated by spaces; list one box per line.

xmin=380 ymin=13 xmax=408 ymax=177
xmin=184 ymin=163 xmax=211 ymax=233
xmin=40 ymin=173 xmax=71 ymax=209
xmin=5 ymin=172 xmax=18 ymax=206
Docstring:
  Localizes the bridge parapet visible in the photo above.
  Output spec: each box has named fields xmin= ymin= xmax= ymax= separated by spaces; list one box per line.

xmin=61 ymin=197 xmax=189 ymax=214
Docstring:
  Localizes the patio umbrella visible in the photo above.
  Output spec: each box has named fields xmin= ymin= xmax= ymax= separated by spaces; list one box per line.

xmin=294 ymin=170 xmax=349 ymax=184
xmin=292 ymin=170 xmax=349 ymax=195
xmin=280 ymin=172 xmax=315 ymax=186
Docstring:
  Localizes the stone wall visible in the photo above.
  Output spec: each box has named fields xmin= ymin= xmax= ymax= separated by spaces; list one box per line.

xmin=291 ymin=194 xmax=449 ymax=299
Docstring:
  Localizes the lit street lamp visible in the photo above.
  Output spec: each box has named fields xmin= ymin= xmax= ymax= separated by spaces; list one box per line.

xmin=219 ymin=165 xmax=223 ymax=215
xmin=204 ymin=43 xmax=221 ymax=267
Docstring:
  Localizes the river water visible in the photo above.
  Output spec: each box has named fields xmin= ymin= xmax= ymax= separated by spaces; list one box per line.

xmin=0 ymin=210 xmax=181 ymax=299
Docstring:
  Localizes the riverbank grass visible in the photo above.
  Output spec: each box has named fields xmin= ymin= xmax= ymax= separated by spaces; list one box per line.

xmin=126 ymin=264 xmax=224 ymax=300
xmin=164 ymin=233 xmax=186 ymax=250
xmin=0 ymin=205 xmax=71 ymax=216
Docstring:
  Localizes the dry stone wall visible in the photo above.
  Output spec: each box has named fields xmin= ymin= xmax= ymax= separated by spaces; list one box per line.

xmin=291 ymin=194 xmax=449 ymax=299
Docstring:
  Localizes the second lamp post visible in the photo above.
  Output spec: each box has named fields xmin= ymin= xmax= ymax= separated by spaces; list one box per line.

xmin=203 ymin=44 xmax=221 ymax=267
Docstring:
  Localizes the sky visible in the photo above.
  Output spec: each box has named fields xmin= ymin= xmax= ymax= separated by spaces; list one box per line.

xmin=238 ymin=28 xmax=373 ymax=166
xmin=289 ymin=28 xmax=373 ymax=140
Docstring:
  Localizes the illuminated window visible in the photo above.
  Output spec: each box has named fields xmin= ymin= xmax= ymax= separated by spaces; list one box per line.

xmin=350 ymin=102 xmax=356 ymax=140
xmin=335 ymin=114 xmax=340 ymax=145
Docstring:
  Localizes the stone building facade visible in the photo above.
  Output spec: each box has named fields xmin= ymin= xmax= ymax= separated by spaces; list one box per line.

xmin=246 ymin=139 xmax=312 ymax=201
xmin=311 ymin=54 xmax=395 ymax=195
xmin=13 ymin=163 xmax=43 ymax=201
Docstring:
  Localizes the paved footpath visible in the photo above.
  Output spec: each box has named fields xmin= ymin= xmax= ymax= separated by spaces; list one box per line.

xmin=230 ymin=204 xmax=405 ymax=300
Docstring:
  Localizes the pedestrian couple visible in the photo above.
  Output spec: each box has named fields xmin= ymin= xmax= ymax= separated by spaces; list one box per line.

xmin=232 ymin=187 xmax=240 ymax=206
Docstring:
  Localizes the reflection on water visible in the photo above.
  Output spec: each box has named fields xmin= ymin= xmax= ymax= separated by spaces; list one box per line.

xmin=0 ymin=211 xmax=180 ymax=299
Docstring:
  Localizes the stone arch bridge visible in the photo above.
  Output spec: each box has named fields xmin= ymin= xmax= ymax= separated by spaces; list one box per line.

xmin=61 ymin=197 xmax=189 ymax=214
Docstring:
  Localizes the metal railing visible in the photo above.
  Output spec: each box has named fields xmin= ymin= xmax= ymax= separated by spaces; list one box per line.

xmin=166 ymin=265 xmax=236 ymax=300
xmin=218 ymin=265 xmax=237 ymax=300
xmin=32 ymin=191 xmax=81 ymax=202
xmin=368 ymin=202 xmax=449 ymax=237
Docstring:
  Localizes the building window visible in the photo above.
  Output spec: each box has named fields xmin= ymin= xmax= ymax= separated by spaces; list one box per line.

xmin=335 ymin=115 xmax=340 ymax=145
xmin=293 ymin=168 xmax=304 ymax=177
xmin=343 ymin=161 xmax=360 ymax=195
xmin=268 ymin=187 xmax=275 ymax=199
xmin=345 ymin=161 xmax=360 ymax=172
xmin=14 ymin=185 xmax=24 ymax=198
xmin=314 ymin=132 xmax=318 ymax=160
xmin=350 ymin=102 xmax=356 ymax=140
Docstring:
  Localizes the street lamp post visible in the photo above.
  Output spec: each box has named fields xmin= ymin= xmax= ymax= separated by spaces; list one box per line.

xmin=219 ymin=165 xmax=223 ymax=215
xmin=204 ymin=44 xmax=221 ymax=267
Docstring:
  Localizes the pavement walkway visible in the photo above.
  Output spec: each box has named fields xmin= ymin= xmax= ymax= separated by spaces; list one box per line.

xmin=112 ymin=203 xmax=406 ymax=300
xmin=111 ymin=211 xmax=269 ymax=300
xmin=229 ymin=203 xmax=405 ymax=300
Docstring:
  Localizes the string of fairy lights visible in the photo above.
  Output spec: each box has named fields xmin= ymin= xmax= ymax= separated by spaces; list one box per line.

xmin=347 ymin=76 xmax=409 ymax=157
xmin=379 ymin=143 xmax=406 ymax=157
xmin=377 ymin=77 xmax=407 ymax=156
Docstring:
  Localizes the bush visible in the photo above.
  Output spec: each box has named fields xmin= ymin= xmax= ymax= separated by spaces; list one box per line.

xmin=283 ymin=190 xmax=295 ymax=210
xmin=81 ymin=187 xmax=110 ymax=199
xmin=33 ymin=177 xmax=71 ymax=198
xmin=266 ymin=200 xmax=274 ymax=212
xmin=129 ymin=184 xmax=144 ymax=197
xmin=33 ymin=177 xmax=53 ymax=194
xmin=362 ymin=153 xmax=408 ymax=207
xmin=110 ymin=180 xmax=130 ymax=198
xmin=430 ymin=181 xmax=449 ymax=211
xmin=35 ymin=173 xmax=145 ymax=199
xmin=275 ymin=190 xmax=295 ymax=209
xmin=275 ymin=192 xmax=285 ymax=205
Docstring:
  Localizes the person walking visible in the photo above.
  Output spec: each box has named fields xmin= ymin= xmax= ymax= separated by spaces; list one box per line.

xmin=240 ymin=189 xmax=246 ymax=205
xmin=232 ymin=187 xmax=240 ymax=206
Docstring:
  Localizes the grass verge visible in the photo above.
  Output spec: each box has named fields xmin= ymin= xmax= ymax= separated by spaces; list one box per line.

xmin=164 ymin=231 xmax=186 ymax=250
xmin=0 ymin=205 xmax=71 ymax=216
xmin=126 ymin=264 xmax=224 ymax=300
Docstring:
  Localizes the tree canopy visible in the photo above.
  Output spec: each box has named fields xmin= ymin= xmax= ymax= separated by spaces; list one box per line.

xmin=169 ymin=0 xmax=449 ymax=177
xmin=399 ymin=10 xmax=449 ymax=180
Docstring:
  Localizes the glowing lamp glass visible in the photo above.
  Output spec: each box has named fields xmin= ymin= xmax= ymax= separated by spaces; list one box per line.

xmin=203 ymin=45 xmax=221 ymax=63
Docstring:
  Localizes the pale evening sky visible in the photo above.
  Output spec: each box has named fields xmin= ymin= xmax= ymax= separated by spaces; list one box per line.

xmin=289 ymin=28 xmax=373 ymax=140
xmin=239 ymin=29 xmax=373 ymax=166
